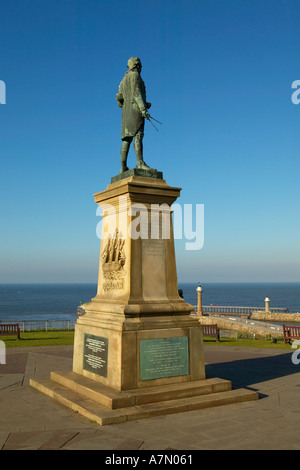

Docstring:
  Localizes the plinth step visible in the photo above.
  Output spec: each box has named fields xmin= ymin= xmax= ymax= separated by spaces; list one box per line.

xmin=49 ymin=371 xmax=233 ymax=409
xmin=30 ymin=377 xmax=258 ymax=426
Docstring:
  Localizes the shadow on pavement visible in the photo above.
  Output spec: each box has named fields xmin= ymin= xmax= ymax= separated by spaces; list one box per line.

xmin=205 ymin=351 xmax=299 ymax=392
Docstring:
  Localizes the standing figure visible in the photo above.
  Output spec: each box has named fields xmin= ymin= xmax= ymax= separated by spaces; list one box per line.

xmin=116 ymin=57 xmax=152 ymax=173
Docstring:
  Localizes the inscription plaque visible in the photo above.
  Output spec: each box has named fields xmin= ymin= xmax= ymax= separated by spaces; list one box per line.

xmin=83 ymin=334 xmax=108 ymax=377
xmin=142 ymin=239 xmax=167 ymax=300
xmin=140 ymin=336 xmax=189 ymax=381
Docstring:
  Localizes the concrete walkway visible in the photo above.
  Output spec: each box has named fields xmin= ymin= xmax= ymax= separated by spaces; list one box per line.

xmin=0 ymin=344 xmax=299 ymax=450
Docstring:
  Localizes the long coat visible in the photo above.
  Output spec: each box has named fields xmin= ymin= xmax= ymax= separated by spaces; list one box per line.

xmin=116 ymin=69 xmax=148 ymax=140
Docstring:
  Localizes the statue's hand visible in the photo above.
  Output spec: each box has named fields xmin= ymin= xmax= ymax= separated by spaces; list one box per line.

xmin=116 ymin=93 xmax=124 ymax=108
xmin=142 ymin=110 xmax=150 ymax=118
xmin=146 ymin=102 xmax=151 ymax=109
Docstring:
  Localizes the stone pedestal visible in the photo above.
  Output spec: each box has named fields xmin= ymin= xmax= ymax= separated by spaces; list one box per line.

xmin=73 ymin=176 xmax=205 ymax=390
xmin=30 ymin=175 xmax=258 ymax=423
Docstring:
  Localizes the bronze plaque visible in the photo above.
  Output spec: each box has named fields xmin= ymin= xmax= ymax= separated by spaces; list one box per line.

xmin=140 ymin=336 xmax=189 ymax=381
xmin=83 ymin=334 xmax=108 ymax=377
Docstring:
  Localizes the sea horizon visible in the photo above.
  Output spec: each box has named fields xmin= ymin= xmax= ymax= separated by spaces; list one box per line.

xmin=0 ymin=281 xmax=300 ymax=287
xmin=0 ymin=282 xmax=299 ymax=323
xmin=1 ymin=281 xmax=299 ymax=284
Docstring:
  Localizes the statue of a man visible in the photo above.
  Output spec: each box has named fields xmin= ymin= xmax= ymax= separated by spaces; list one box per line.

xmin=116 ymin=57 xmax=152 ymax=173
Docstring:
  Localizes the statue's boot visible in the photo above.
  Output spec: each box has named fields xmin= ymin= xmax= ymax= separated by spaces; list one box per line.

xmin=120 ymin=145 xmax=129 ymax=174
xmin=120 ymin=163 xmax=129 ymax=174
xmin=136 ymin=159 xmax=150 ymax=170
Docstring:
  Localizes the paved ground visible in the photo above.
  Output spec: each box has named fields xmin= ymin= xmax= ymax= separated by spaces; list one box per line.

xmin=0 ymin=344 xmax=299 ymax=450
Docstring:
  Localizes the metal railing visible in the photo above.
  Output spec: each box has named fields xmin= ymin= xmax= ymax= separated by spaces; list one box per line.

xmin=0 ymin=319 xmax=77 ymax=332
xmin=200 ymin=305 xmax=289 ymax=315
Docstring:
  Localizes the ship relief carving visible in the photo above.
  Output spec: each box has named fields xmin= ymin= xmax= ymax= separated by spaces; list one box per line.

xmin=101 ymin=229 xmax=126 ymax=291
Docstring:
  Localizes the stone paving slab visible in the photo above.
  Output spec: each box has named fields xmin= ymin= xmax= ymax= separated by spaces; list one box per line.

xmin=0 ymin=374 xmax=24 ymax=390
xmin=61 ymin=428 xmax=144 ymax=450
xmin=0 ymin=432 xmax=9 ymax=450
xmin=0 ymin=344 xmax=299 ymax=450
xmin=2 ymin=429 xmax=78 ymax=450
xmin=24 ymin=352 xmax=72 ymax=385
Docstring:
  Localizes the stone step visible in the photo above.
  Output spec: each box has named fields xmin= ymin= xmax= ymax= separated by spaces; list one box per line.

xmin=30 ymin=377 xmax=258 ymax=426
xmin=50 ymin=370 xmax=232 ymax=409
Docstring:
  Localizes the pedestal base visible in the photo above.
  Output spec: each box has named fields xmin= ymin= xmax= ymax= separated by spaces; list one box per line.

xmin=30 ymin=371 xmax=258 ymax=426
xmin=72 ymin=309 xmax=206 ymax=391
xmin=30 ymin=309 xmax=258 ymax=425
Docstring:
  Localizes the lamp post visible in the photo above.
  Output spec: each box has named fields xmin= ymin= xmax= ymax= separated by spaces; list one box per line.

xmin=196 ymin=285 xmax=203 ymax=316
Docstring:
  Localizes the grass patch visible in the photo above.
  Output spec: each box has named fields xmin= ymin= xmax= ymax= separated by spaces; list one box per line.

xmin=0 ymin=331 xmax=293 ymax=350
xmin=1 ymin=330 xmax=75 ymax=348
xmin=203 ymin=336 xmax=291 ymax=349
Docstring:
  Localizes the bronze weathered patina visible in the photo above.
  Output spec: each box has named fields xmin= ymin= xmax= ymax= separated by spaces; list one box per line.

xmin=116 ymin=57 xmax=152 ymax=173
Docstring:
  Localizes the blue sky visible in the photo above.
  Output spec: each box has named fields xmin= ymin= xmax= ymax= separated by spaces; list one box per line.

xmin=0 ymin=0 xmax=299 ymax=283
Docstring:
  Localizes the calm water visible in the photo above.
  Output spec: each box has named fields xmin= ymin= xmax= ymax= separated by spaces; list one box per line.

xmin=0 ymin=283 xmax=299 ymax=323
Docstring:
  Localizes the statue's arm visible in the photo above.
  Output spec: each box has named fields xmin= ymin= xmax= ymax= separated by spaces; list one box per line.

xmin=144 ymin=84 xmax=151 ymax=109
xmin=116 ymin=82 xmax=124 ymax=108
xmin=131 ymin=72 xmax=149 ymax=116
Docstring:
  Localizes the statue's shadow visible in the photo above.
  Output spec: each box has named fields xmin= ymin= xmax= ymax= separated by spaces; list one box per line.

xmin=205 ymin=351 xmax=297 ymax=398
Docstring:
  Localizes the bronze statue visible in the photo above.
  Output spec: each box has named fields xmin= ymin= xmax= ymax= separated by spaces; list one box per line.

xmin=116 ymin=57 xmax=152 ymax=173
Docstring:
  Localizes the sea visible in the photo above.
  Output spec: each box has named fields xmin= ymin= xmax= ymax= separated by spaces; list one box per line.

xmin=0 ymin=282 xmax=299 ymax=323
